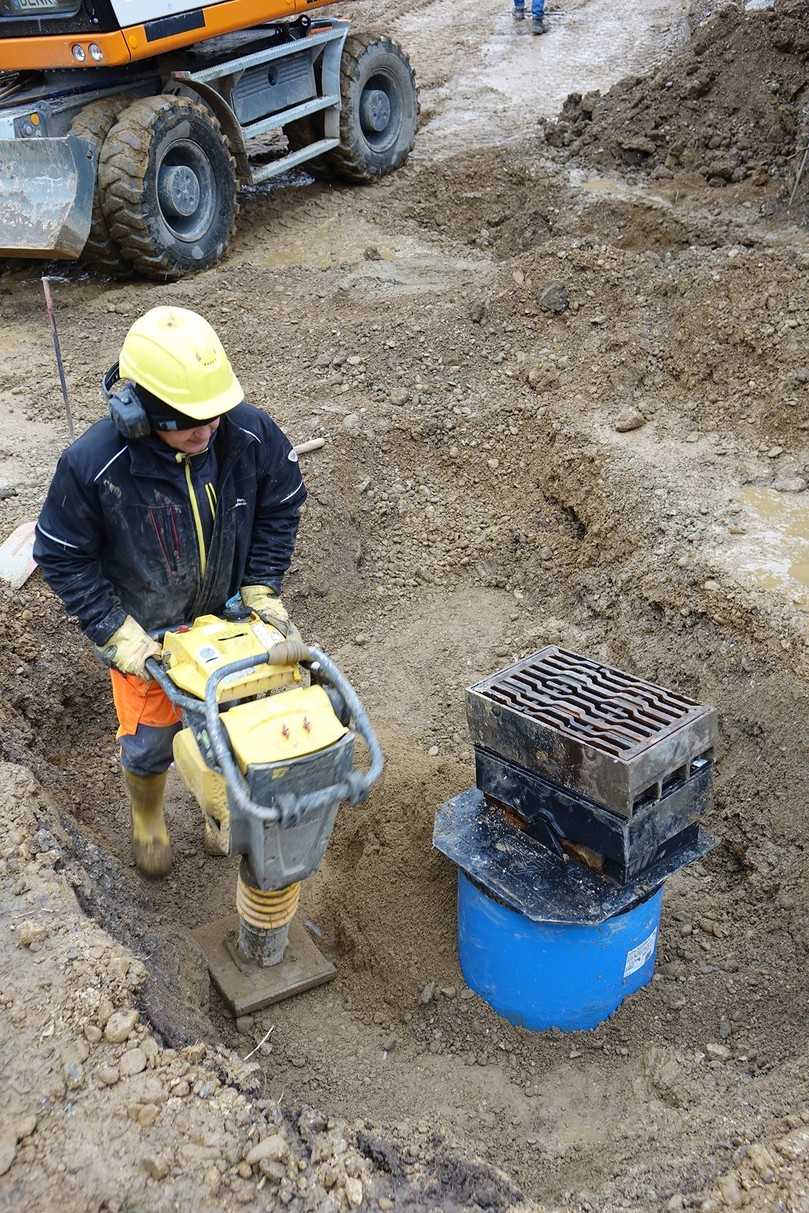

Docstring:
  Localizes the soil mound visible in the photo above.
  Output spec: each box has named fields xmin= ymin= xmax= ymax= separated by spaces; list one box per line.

xmin=544 ymin=0 xmax=809 ymax=188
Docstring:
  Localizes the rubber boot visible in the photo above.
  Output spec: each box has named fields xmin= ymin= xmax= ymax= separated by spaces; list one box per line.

xmin=512 ymin=6 xmax=525 ymax=18
xmin=125 ymin=770 xmax=172 ymax=877
xmin=532 ymin=15 xmax=546 ymax=33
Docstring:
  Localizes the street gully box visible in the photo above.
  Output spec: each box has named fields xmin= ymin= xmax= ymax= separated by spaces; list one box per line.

xmin=466 ymin=647 xmax=718 ymax=884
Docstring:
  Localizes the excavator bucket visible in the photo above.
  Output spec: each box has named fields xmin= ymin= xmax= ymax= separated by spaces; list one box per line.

xmin=0 ymin=134 xmax=95 ymax=259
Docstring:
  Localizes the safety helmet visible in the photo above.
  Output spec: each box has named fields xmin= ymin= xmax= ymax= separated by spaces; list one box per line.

xmin=118 ymin=307 xmax=243 ymax=421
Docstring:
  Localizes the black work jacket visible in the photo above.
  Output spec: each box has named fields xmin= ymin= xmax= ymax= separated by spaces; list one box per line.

xmin=33 ymin=403 xmax=306 ymax=645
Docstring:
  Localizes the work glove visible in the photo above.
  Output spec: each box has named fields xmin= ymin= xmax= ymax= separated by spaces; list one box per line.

xmin=240 ymin=585 xmax=296 ymax=639
xmin=96 ymin=615 xmax=161 ymax=680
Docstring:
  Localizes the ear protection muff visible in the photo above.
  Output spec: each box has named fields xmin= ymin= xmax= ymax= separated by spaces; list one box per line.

xmin=101 ymin=363 xmax=151 ymax=440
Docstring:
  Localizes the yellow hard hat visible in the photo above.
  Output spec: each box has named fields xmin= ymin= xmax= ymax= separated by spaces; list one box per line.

xmin=119 ymin=306 xmax=243 ymax=421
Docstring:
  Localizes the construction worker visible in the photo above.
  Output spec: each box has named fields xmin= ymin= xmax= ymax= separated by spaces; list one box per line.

xmin=34 ymin=306 xmax=306 ymax=878
xmin=513 ymin=0 xmax=546 ymax=34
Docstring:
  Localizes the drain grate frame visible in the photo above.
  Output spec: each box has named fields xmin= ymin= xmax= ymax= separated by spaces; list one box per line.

xmin=467 ymin=647 xmax=718 ymax=819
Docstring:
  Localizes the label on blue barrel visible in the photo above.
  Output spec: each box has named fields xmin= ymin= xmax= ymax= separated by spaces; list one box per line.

xmin=624 ymin=928 xmax=658 ymax=978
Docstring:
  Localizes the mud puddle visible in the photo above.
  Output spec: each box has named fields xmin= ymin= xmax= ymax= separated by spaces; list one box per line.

xmin=728 ymin=487 xmax=809 ymax=611
xmin=570 ymin=168 xmax=669 ymax=204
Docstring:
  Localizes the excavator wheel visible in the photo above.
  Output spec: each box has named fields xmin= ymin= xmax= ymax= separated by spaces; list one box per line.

xmin=330 ymin=34 xmax=418 ymax=182
xmin=99 ymin=95 xmax=238 ymax=281
xmin=69 ymin=96 xmax=130 ymax=275
xmin=285 ymin=33 xmax=418 ymax=183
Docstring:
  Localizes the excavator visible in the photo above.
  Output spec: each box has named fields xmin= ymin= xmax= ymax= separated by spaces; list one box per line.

xmin=0 ymin=0 xmax=418 ymax=278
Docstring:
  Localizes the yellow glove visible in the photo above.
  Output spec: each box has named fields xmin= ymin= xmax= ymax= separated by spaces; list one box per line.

xmin=241 ymin=585 xmax=292 ymax=637
xmin=97 ymin=615 xmax=161 ymax=680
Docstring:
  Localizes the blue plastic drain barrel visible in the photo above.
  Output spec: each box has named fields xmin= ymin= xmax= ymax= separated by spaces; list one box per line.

xmin=457 ymin=870 xmax=664 ymax=1032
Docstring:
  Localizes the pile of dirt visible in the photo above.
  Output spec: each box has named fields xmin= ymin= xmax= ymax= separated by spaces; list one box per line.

xmin=543 ymin=0 xmax=809 ymax=189
xmin=0 ymin=757 xmax=526 ymax=1212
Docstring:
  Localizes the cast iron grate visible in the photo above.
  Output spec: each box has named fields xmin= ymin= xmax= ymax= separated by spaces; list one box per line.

xmin=478 ymin=648 xmax=700 ymax=760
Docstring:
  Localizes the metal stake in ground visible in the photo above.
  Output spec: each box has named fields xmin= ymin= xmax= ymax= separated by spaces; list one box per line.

xmin=0 ymin=275 xmax=74 ymax=589
xmin=41 ymin=276 xmax=75 ymax=442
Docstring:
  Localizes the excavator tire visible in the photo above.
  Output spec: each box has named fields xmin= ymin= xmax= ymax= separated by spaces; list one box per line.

xmin=69 ymin=96 xmax=130 ymax=275
xmin=99 ymin=95 xmax=238 ymax=281
xmin=285 ymin=34 xmax=418 ymax=183
xmin=329 ymin=34 xmax=418 ymax=182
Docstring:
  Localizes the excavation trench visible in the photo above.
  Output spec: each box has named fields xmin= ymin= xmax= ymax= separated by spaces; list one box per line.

xmin=7 ymin=397 xmax=809 ymax=1207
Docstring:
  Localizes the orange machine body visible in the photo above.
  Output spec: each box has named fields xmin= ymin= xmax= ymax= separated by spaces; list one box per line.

xmin=0 ymin=0 xmax=334 ymax=70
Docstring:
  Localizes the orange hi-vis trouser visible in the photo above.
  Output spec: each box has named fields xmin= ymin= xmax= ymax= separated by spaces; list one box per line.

xmin=110 ymin=670 xmax=182 ymax=776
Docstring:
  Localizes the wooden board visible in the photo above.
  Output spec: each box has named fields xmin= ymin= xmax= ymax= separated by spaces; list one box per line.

xmin=192 ymin=914 xmax=336 ymax=1017
xmin=0 ymin=520 xmax=36 ymax=589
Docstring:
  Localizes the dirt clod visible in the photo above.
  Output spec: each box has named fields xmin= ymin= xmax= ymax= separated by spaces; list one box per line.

xmin=615 ymin=407 xmax=646 ymax=433
xmin=143 ymin=1153 xmax=171 ymax=1180
xmin=345 ymin=1176 xmax=363 ymax=1206
xmin=16 ymin=920 xmax=47 ymax=948
xmin=119 ymin=1047 xmax=147 ymax=1077
xmin=246 ymin=1133 xmax=290 ymax=1167
xmin=773 ymin=476 xmax=807 ymax=492
xmin=104 ymin=1008 xmax=139 ymax=1043
xmin=0 ymin=1133 xmax=16 ymax=1177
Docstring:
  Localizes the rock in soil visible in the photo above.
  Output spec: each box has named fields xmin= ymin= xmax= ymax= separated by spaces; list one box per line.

xmin=119 ymin=1048 xmax=147 ymax=1077
xmin=539 ymin=283 xmax=569 ymax=313
xmin=246 ymin=1133 xmax=290 ymax=1167
xmin=614 ymin=407 xmax=646 ymax=433
xmin=0 ymin=1133 xmax=16 ymax=1177
xmin=773 ymin=476 xmax=807 ymax=493
xmin=143 ymin=1153 xmax=170 ymax=1181
xmin=103 ymin=1009 xmax=139 ymax=1043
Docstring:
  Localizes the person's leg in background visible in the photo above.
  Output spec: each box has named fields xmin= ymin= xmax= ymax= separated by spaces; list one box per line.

xmin=532 ymin=0 xmax=546 ymax=34
xmin=111 ymin=671 xmax=181 ymax=877
xmin=512 ymin=0 xmax=526 ymax=22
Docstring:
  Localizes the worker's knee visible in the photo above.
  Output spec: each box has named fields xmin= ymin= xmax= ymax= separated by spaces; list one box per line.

xmin=120 ymin=722 xmax=181 ymax=776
